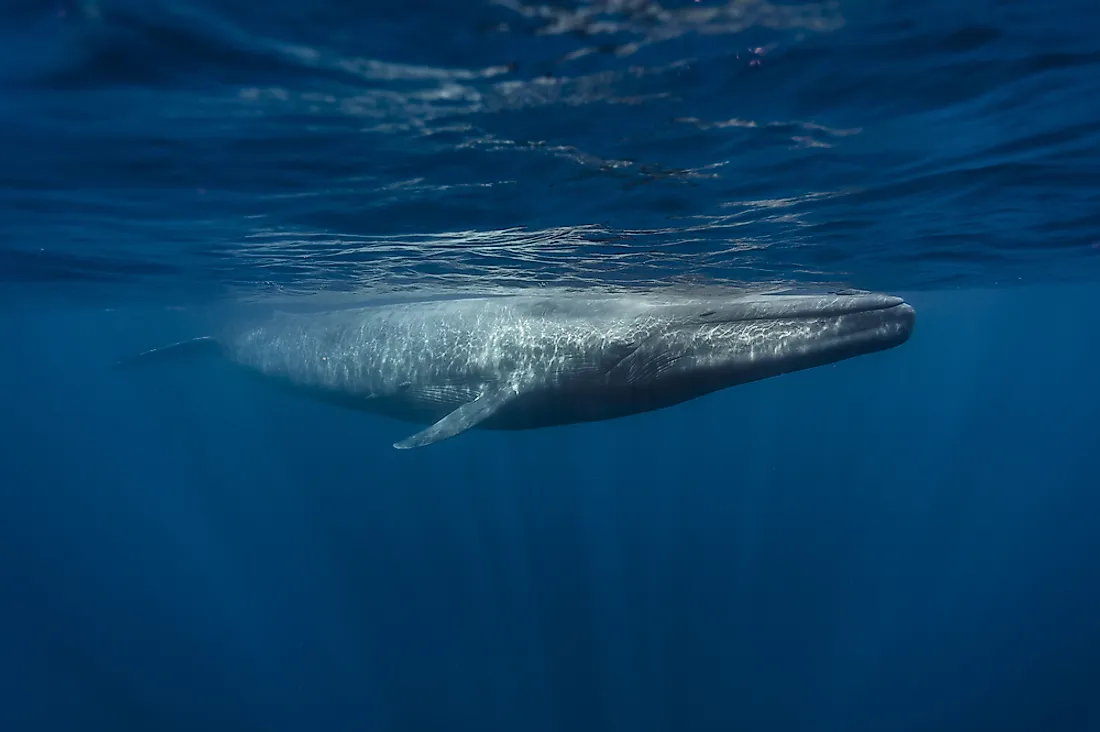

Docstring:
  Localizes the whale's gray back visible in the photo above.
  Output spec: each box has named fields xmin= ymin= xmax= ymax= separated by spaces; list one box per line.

xmin=221 ymin=296 xmax=670 ymax=406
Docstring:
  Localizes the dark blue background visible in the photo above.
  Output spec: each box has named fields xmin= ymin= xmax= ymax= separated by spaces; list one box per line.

xmin=2 ymin=1 xmax=1100 ymax=730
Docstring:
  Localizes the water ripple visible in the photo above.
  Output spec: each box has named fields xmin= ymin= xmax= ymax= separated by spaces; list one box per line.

xmin=2 ymin=0 xmax=1099 ymax=305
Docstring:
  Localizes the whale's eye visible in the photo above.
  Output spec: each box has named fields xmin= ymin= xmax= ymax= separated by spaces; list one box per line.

xmin=698 ymin=310 xmax=716 ymax=318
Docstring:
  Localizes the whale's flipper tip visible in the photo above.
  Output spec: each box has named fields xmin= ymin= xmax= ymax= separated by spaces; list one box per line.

xmin=115 ymin=336 xmax=223 ymax=369
xmin=392 ymin=384 xmax=520 ymax=449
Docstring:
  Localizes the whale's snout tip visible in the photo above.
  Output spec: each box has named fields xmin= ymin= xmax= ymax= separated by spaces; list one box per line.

xmin=896 ymin=300 xmax=916 ymax=326
xmin=887 ymin=301 xmax=916 ymax=344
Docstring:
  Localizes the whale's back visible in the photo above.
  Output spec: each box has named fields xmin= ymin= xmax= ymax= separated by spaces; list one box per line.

xmin=221 ymin=296 xmax=665 ymax=399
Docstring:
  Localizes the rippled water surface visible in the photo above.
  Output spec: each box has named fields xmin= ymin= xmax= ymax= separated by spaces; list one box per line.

xmin=3 ymin=0 xmax=1099 ymax=304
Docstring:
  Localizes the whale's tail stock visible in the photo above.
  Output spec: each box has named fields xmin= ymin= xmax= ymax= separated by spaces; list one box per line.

xmin=115 ymin=336 xmax=224 ymax=369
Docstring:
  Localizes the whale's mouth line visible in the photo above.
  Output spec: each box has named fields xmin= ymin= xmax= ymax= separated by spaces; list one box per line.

xmin=844 ymin=300 xmax=906 ymax=314
xmin=702 ymin=299 xmax=912 ymax=325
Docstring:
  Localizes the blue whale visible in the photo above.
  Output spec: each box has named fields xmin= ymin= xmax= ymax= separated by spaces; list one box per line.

xmin=118 ymin=291 xmax=916 ymax=449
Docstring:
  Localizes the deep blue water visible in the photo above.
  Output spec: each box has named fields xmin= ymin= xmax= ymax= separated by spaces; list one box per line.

xmin=3 ymin=1 xmax=1100 ymax=731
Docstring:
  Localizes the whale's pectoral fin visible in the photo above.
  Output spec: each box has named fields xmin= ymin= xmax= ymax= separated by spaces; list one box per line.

xmin=393 ymin=384 xmax=519 ymax=450
xmin=115 ymin=336 xmax=223 ymax=369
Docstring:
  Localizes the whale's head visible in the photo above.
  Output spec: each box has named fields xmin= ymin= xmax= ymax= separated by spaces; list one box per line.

xmin=608 ymin=292 xmax=915 ymax=404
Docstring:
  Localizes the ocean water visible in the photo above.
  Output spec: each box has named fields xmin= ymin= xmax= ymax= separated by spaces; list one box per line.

xmin=2 ymin=1 xmax=1100 ymax=731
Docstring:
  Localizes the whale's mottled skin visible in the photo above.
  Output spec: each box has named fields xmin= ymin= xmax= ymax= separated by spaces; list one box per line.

xmin=118 ymin=291 xmax=916 ymax=449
